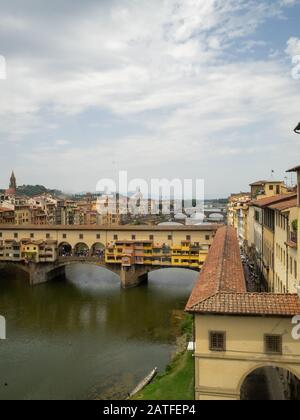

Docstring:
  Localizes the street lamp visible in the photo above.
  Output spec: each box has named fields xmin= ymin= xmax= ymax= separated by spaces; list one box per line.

xmin=294 ymin=122 xmax=300 ymax=134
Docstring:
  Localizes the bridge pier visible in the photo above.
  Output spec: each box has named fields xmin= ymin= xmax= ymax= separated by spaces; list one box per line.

xmin=28 ymin=264 xmax=66 ymax=286
xmin=120 ymin=266 xmax=149 ymax=288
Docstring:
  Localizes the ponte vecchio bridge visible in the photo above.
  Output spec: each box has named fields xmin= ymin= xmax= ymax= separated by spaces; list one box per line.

xmin=0 ymin=224 xmax=220 ymax=288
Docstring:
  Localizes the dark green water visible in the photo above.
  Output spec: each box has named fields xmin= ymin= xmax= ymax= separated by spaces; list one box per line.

xmin=0 ymin=265 xmax=197 ymax=400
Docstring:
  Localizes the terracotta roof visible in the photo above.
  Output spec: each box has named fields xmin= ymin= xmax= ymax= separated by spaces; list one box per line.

xmin=286 ymin=240 xmax=297 ymax=249
xmin=185 ymin=226 xmax=246 ymax=310
xmin=0 ymin=207 xmax=13 ymax=213
xmin=0 ymin=224 xmax=221 ymax=232
xmin=269 ymin=197 xmax=297 ymax=211
xmin=287 ymin=165 xmax=300 ymax=173
xmin=186 ymin=226 xmax=300 ymax=317
xmin=249 ymin=180 xmax=283 ymax=186
xmin=249 ymin=180 xmax=268 ymax=186
xmin=187 ymin=293 xmax=300 ymax=317
xmin=250 ymin=192 xmax=297 ymax=208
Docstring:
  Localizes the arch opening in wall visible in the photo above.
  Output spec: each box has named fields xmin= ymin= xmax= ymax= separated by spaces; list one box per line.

xmin=74 ymin=243 xmax=89 ymax=257
xmin=147 ymin=267 xmax=199 ymax=291
xmin=91 ymin=242 xmax=105 ymax=257
xmin=58 ymin=242 xmax=72 ymax=257
xmin=240 ymin=365 xmax=300 ymax=400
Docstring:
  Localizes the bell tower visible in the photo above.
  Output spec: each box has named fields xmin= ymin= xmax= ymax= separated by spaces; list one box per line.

xmin=9 ymin=171 xmax=17 ymax=195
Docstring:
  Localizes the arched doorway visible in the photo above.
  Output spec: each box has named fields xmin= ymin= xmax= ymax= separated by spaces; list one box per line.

xmin=74 ymin=243 xmax=89 ymax=257
xmin=91 ymin=242 xmax=105 ymax=258
xmin=240 ymin=366 xmax=300 ymax=400
xmin=58 ymin=242 xmax=72 ymax=257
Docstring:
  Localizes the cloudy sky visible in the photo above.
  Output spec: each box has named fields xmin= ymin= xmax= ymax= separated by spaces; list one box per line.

xmin=0 ymin=0 xmax=300 ymax=197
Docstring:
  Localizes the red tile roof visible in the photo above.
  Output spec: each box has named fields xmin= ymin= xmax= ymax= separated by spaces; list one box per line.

xmin=269 ymin=198 xmax=297 ymax=211
xmin=286 ymin=240 xmax=297 ymax=249
xmin=0 ymin=207 xmax=13 ymax=213
xmin=287 ymin=165 xmax=300 ymax=173
xmin=186 ymin=226 xmax=246 ymax=310
xmin=187 ymin=293 xmax=300 ymax=316
xmin=249 ymin=180 xmax=283 ymax=186
xmin=250 ymin=192 xmax=297 ymax=208
xmin=249 ymin=180 xmax=268 ymax=186
xmin=186 ymin=226 xmax=300 ymax=317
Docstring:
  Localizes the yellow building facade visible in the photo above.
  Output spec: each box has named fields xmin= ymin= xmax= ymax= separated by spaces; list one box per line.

xmin=105 ymin=239 xmax=209 ymax=270
xmin=0 ymin=225 xmax=218 ymax=269
xmin=186 ymin=226 xmax=300 ymax=400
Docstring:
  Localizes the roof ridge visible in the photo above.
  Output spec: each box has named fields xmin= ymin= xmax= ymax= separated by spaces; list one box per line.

xmin=215 ymin=226 xmax=228 ymax=293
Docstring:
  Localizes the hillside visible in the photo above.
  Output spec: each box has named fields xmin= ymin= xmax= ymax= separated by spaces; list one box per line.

xmin=16 ymin=185 xmax=63 ymax=197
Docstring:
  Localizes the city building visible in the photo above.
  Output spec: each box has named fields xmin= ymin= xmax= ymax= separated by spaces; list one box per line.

xmin=250 ymin=180 xmax=287 ymax=200
xmin=105 ymin=237 xmax=211 ymax=270
xmin=186 ymin=226 xmax=300 ymax=400
xmin=0 ymin=207 xmax=15 ymax=224
xmin=247 ymin=193 xmax=297 ymax=291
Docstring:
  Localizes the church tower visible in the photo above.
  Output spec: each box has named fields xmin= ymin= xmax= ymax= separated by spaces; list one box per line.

xmin=8 ymin=171 xmax=17 ymax=195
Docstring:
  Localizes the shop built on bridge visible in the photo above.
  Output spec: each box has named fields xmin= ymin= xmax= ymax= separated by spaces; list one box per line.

xmin=0 ymin=224 xmax=220 ymax=287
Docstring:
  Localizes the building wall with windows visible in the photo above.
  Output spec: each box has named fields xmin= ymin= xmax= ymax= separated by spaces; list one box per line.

xmin=105 ymin=239 xmax=210 ymax=269
xmin=274 ymin=206 xmax=298 ymax=293
xmin=0 ymin=225 xmax=217 ymax=250
xmin=186 ymin=226 xmax=300 ymax=400
xmin=193 ymin=314 xmax=300 ymax=400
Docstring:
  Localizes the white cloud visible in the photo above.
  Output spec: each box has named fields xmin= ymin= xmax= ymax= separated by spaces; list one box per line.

xmin=0 ymin=0 xmax=299 ymax=196
xmin=286 ymin=37 xmax=300 ymax=57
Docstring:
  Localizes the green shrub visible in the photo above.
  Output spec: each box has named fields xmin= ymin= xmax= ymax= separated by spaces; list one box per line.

xmin=292 ymin=219 xmax=298 ymax=232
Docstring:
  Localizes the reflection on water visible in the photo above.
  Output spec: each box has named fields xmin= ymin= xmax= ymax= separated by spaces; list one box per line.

xmin=0 ymin=265 xmax=197 ymax=400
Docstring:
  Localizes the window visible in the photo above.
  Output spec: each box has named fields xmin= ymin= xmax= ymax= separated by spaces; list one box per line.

xmin=46 ymin=234 xmax=50 ymax=239
xmin=168 ymin=235 xmax=172 ymax=241
xmin=132 ymin=235 xmax=136 ymax=240
xmin=149 ymin=235 xmax=154 ymax=240
xmin=30 ymin=233 xmax=34 ymax=238
xmin=269 ymin=185 xmax=274 ymax=190
xmin=205 ymin=235 xmax=210 ymax=241
xmin=96 ymin=234 xmax=100 ymax=239
xmin=209 ymin=332 xmax=226 ymax=352
xmin=114 ymin=235 xmax=118 ymax=240
xmin=63 ymin=234 xmax=67 ymax=239
xmin=186 ymin=235 xmax=191 ymax=241
xmin=79 ymin=234 xmax=84 ymax=240
xmin=14 ymin=233 xmax=18 ymax=239
xmin=276 ymin=185 xmax=280 ymax=194
xmin=264 ymin=335 xmax=282 ymax=355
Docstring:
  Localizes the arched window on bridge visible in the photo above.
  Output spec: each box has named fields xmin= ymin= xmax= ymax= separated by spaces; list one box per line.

xmin=74 ymin=243 xmax=90 ymax=257
xmin=58 ymin=242 xmax=72 ymax=257
xmin=91 ymin=243 xmax=105 ymax=257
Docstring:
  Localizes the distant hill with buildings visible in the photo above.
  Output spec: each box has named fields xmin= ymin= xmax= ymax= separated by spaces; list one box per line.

xmin=16 ymin=185 xmax=63 ymax=197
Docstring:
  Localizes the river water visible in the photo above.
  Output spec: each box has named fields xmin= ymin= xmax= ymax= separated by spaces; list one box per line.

xmin=0 ymin=265 xmax=197 ymax=400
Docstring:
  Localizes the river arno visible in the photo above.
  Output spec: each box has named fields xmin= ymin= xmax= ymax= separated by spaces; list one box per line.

xmin=0 ymin=265 xmax=198 ymax=400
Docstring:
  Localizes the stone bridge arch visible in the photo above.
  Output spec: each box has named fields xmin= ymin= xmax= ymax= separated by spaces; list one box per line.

xmin=1 ymin=260 xmax=200 ymax=289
